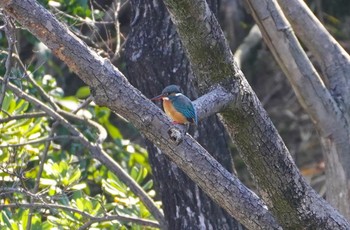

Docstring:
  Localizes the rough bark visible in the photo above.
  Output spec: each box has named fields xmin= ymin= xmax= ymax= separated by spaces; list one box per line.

xmin=161 ymin=0 xmax=350 ymax=228
xmin=277 ymin=0 xmax=350 ymax=219
xmin=245 ymin=0 xmax=350 ymax=219
xmin=277 ymin=0 xmax=350 ymax=114
xmin=122 ymin=0 xmax=241 ymax=229
xmin=0 ymin=0 xmax=281 ymax=229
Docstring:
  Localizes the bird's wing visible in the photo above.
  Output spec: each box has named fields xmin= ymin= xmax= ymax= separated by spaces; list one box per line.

xmin=172 ymin=95 xmax=198 ymax=124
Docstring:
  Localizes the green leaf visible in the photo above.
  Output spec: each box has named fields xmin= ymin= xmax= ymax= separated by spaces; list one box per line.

xmin=130 ymin=166 xmax=140 ymax=182
xmin=91 ymin=201 xmax=102 ymax=216
xmin=13 ymin=100 xmax=29 ymax=114
xmin=40 ymin=178 xmax=57 ymax=186
xmin=38 ymin=221 xmax=53 ymax=230
xmin=75 ymin=86 xmax=90 ymax=99
xmin=102 ymin=178 xmax=127 ymax=196
xmin=76 ymin=198 xmax=85 ymax=211
xmin=70 ymin=183 xmax=86 ymax=190
xmin=21 ymin=209 xmax=29 ymax=230
xmin=1 ymin=210 xmax=13 ymax=229
xmin=25 ymin=118 xmax=44 ymax=138
xmin=67 ymin=169 xmax=81 ymax=185
xmin=105 ymin=122 xmax=122 ymax=139
xmin=142 ymin=180 xmax=154 ymax=191
xmin=57 ymin=96 xmax=79 ymax=110
xmin=1 ymin=92 xmax=14 ymax=112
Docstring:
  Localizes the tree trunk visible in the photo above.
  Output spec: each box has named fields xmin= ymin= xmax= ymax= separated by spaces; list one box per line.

xmin=123 ymin=0 xmax=242 ymax=229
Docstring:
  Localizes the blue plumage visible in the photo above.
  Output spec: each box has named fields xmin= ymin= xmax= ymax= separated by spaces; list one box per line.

xmin=151 ymin=85 xmax=198 ymax=125
xmin=170 ymin=94 xmax=197 ymax=125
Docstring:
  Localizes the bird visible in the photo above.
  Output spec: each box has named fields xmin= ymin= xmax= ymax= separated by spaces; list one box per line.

xmin=151 ymin=85 xmax=198 ymax=125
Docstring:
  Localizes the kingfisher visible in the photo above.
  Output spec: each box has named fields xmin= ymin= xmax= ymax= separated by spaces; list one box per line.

xmin=151 ymin=85 xmax=198 ymax=125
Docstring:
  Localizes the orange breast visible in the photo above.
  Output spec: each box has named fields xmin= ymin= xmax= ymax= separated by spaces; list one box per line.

xmin=163 ymin=99 xmax=188 ymax=124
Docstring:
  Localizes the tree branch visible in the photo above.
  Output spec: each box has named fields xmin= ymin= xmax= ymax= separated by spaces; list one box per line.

xmin=0 ymin=0 xmax=280 ymax=229
xmin=0 ymin=112 xmax=46 ymax=123
xmin=245 ymin=0 xmax=350 ymax=219
xmin=277 ymin=0 xmax=350 ymax=114
xmin=233 ymin=24 xmax=262 ymax=69
xmin=0 ymin=14 xmax=15 ymax=109
xmin=161 ymin=0 xmax=349 ymax=228
xmin=0 ymin=135 xmax=76 ymax=148
xmin=0 ymin=76 xmax=165 ymax=227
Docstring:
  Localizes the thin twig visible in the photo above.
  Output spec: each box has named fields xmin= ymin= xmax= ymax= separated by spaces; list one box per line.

xmin=0 ymin=135 xmax=76 ymax=148
xmin=72 ymin=95 xmax=93 ymax=114
xmin=51 ymin=7 xmax=114 ymax=26
xmin=0 ymin=203 xmax=160 ymax=228
xmin=0 ymin=112 xmax=46 ymax=123
xmin=0 ymin=15 xmax=15 ymax=109
xmin=12 ymin=49 xmax=59 ymax=110
xmin=0 ymin=188 xmax=44 ymax=202
xmin=112 ymin=0 xmax=121 ymax=61
xmin=26 ymin=128 xmax=55 ymax=230
xmin=59 ymin=109 xmax=107 ymax=144
xmin=0 ymin=76 xmax=165 ymax=226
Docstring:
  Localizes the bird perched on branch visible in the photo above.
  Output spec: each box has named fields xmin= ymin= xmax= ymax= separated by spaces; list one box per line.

xmin=151 ymin=85 xmax=198 ymax=125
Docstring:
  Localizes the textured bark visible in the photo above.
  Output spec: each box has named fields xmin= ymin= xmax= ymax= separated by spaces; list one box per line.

xmin=277 ymin=0 xmax=350 ymax=114
xmin=245 ymin=0 xmax=350 ymax=219
xmin=161 ymin=0 xmax=350 ymax=228
xmin=276 ymin=0 xmax=350 ymax=219
xmin=123 ymin=1 xmax=242 ymax=229
xmin=1 ymin=0 xmax=281 ymax=229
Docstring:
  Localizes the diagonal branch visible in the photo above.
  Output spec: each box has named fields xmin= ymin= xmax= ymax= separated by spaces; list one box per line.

xmin=244 ymin=0 xmax=345 ymax=138
xmin=245 ymin=0 xmax=350 ymax=219
xmin=0 ymin=77 xmax=165 ymax=227
xmin=0 ymin=0 xmax=280 ymax=229
xmin=277 ymin=0 xmax=350 ymax=114
xmin=161 ymin=0 xmax=349 ymax=228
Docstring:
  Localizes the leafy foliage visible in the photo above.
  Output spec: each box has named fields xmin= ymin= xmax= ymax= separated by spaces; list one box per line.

xmin=0 ymin=1 xmax=160 ymax=226
xmin=0 ymin=74 xmax=159 ymax=229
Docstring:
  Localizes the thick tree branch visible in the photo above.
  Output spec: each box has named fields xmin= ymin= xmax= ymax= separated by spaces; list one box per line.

xmin=245 ymin=0 xmax=350 ymax=219
xmin=0 ymin=0 xmax=280 ymax=229
xmin=243 ymin=0 xmax=345 ymax=139
xmin=161 ymin=0 xmax=349 ymax=228
xmin=277 ymin=0 xmax=350 ymax=114
xmin=193 ymin=86 xmax=234 ymax=120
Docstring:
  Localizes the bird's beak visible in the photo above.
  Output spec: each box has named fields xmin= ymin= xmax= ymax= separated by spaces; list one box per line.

xmin=150 ymin=94 xmax=164 ymax=101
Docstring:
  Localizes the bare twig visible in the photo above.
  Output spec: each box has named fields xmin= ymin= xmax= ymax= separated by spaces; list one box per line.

xmin=13 ymin=50 xmax=59 ymax=110
xmin=26 ymin=127 xmax=55 ymax=230
xmin=0 ymin=76 xmax=164 ymax=226
xmin=0 ymin=135 xmax=76 ymax=148
xmin=0 ymin=15 xmax=16 ymax=109
xmin=112 ymin=0 xmax=121 ymax=60
xmin=0 ymin=112 xmax=46 ymax=123
xmin=0 ymin=203 xmax=160 ymax=228
xmin=72 ymin=95 xmax=93 ymax=114
xmin=59 ymin=110 xmax=107 ymax=144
